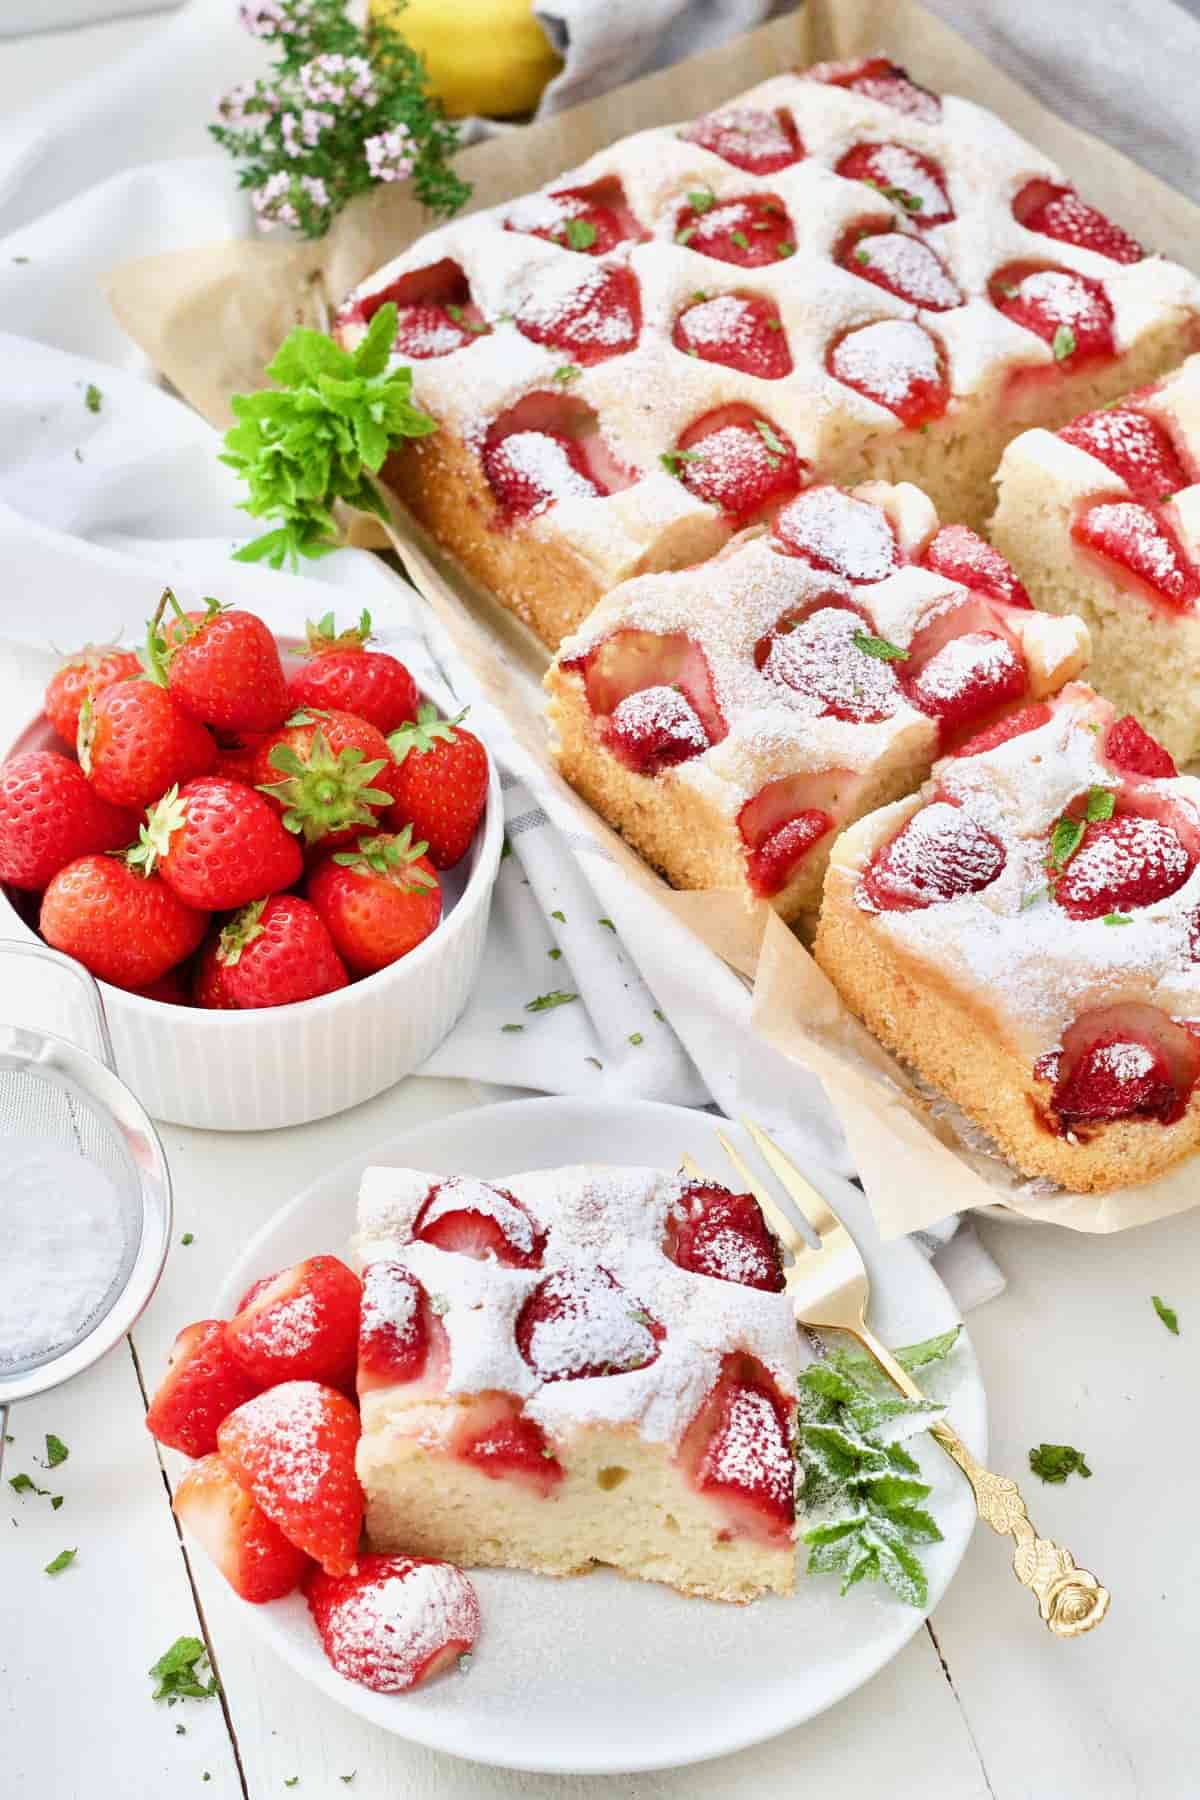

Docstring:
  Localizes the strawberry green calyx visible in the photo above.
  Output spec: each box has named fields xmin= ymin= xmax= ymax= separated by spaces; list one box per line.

xmin=387 ymin=703 xmax=468 ymax=765
xmin=76 ymin=691 xmax=96 ymax=775
xmin=332 ymin=826 xmax=437 ymax=891
xmin=216 ymin=898 xmax=268 ymax=967
xmin=143 ymin=589 xmax=226 ymax=687
xmin=258 ymin=728 xmax=392 ymax=846
xmin=304 ymin=609 xmax=373 ymax=657
xmin=127 ymin=784 xmax=187 ymax=877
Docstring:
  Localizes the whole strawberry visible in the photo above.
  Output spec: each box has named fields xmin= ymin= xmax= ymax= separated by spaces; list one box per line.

xmin=287 ymin=610 xmax=420 ymax=736
xmin=386 ymin=706 xmax=489 ymax=868
xmin=44 ymin=644 xmax=141 ymax=745
xmin=0 ymin=751 xmax=136 ymax=891
xmin=213 ymin=732 xmax=264 ymax=786
xmin=129 ymin=777 xmax=302 ymax=911
xmin=193 ymin=934 xmax=240 ymax=1009
xmin=40 ymin=853 xmax=208 ymax=990
xmin=308 ymin=830 xmax=441 ymax=976
xmin=79 ymin=679 xmax=215 ymax=811
xmin=216 ymin=894 xmax=349 ymax=1008
xmin=254 ymin=708 xmax=396 ymax=848
xmin=146 ymin=589 xmax=289 ymax=734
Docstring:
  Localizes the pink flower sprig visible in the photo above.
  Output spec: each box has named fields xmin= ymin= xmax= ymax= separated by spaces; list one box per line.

xmin=212 ymin=0 xmax=470 ymax=240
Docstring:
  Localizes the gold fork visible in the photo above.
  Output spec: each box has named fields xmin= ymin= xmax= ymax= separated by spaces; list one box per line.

xmin=682 ymin=1120 xmax=1110 ymax=1638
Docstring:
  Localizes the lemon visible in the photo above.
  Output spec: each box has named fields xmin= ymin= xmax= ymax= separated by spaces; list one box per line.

xmin=372 ymin=0 xmax=564 ymax=119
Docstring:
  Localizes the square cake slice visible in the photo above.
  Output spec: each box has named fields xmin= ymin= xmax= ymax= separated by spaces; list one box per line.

xmin=815 ymin=682 xmax=1200 ymax=1193
xmin=351 ymin=1164 xmax=801 ymax=1603
xmin=991 ymin=354 xmax=1200 ymax=763
xmin=544 ymin=482 xmax=1089 ymax=934
xmin=335 ymin=56 xmax=1200 ymax=647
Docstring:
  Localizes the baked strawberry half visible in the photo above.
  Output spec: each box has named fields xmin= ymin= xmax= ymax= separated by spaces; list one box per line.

xmin=1013 ymin=179 xmax=1143 ymax=265
xmin=453 ymin=1392 xmax=563 ymax=1494
xmin=515 ymin=264 xmax=641 ymax=365
xmin=672 ymin=292 xmax=792 ymax=379
xmin=669 ymin=405 xmax=802 ymax=522
xmin=1071 ymin=501 xmax=1200 ymax=612
xmin=806 ymin=56 xmax=941 ymax=122
xmin=1103 ymin=715 xmax=1177 ymax=780
xmin=1050 ymin=811 xmax=1194 ymax=920
xmin=826 ymin=320 xmax=949 ymax=428
xmin=413 ymin=1177 xmax=546 ymax=1268
xmin=357 ymin=1261 xmax=449 ymax=1399
xmin=837 ymin=227 xmax=963 ymax=311
xmin=919 ymin=524 xmax=1031 ymax=609
xmin=990 ymin=262 xmax=1115 ymax=365
xmin=860 ymin=801 xmax=1006 ymax=911
xmin=664 ymin=1182 xmax=784 ymax=1290
xmin=678 ymin=1353 xmax=794 ymax=1545
xmin=516 ymin=1264 xmax=663 ymax=1381
xmin=674 ymin=193 xmax=796 ymax=267
xmin=773 ymin=486 xmax=899 ymax=584
xmin=306 ymin=1554 xmax=480 ymax=1693
xmin=680 ymin=105 xmax=804 ymax=174
xmin=1058 ymin=407 xmax=1188 ymax=505
xmin=835 ymin=142 xmax=953 ymax=225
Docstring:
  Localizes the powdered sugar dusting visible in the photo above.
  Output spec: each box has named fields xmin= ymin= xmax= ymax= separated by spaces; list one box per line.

xmin=707 ymin=1385 xmax=792 ymax=1508
xmin=516 ymin=266 xmax=637 ymax=349
xmin=1009 ymin=269 xmax=1107 ymax=332
xmin=490 ymin=432 xmax=600 ymax=511
xmin=520 ymin=1263 xmax=659 ymax=1381
xmin=1056 ymin=815 xmax=1190 ymax=907
xmin=609 ymin=685 xmax=708 ymax=749
xmin=855 ymin=143 xmax=948 ymax=218
xmin=912 ymin=631 xmax=1018 ymax=704
xmin=683 ymin=105 xmax=796 ymax=166
xmin=419 ymin=1178 xmax=537 ymax=1255
xmin=314 ymin=1558 xmax=480 ymax=1692
xmin=229 ymin=1382 xmax=333 ymax=1505
xmin=775 ymin=485 xmax=898 ymax=582
xmin=762 ymin=606 xmax=901 ymax=722
xmin=678 ymin=294 xmax=765 ymax=352
xmin=829 ymin=320 xmax=940 ymax=406
xmin=361 ymin=1260 xmax=421 ymax=1345
xmin=851 ymin=232 xmax=962 ymax=310
xmin=1093 ymin=1040 xmax=1156 ymax=1082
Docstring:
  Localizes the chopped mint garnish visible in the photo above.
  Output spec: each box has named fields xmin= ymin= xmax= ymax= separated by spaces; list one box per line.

xmin=1021 ymin=887 xmax=1046 ymax=911
xmin=176 ymin=1725 xmax=187 ymax=1736
xmin=547 ymin=947 xmax=562 ymax=960
xmin=525 ymin=990 xmax=579 ymax=1013
xmin=429 ymin=1294 xmax=450 ymax=1315
xmin=729 ymin=230 xmax=750 ymax=250
xmin=10 ymin=1474 xmax=49 ymax=1498
xmin=853 ymin=629 xmax=910 ymax=663
xmin=629 ymin=1032 xmax=644 ymax=1046
xmin=1029 ymin=1443 xmax=1091 ymax=1484
xmin=44 ymin=1435 xmax=68 ymax=1469
xmin=776 ymin=240 xmax=795 ymax=257
xmin=1052 ymin=325 xmax=1076 ymax=361
xmin=653 ymin=1008 xmax=665 ymax=1022
xmin=553 ymin=365 xmax=581 ymax=387
xmin=1049 ymin=817 xmax=1086 ymax=871
xmin=85 ymin=384 xmax=103 ymax=414
xmin=660 ymin=448 xmax=705 ymax=477
xmin=501 ymin=1023 xmax=524 ymax=1032
xmin=1102 ymin=913 xmax=1132 ymax=926
xmin=52 ymin=1495 xmax=64 ymax=1511
xmin=797 ymin=1327 xmax=959 ymax=1607
xmin=855 ymin=247 xmax=871 ymax=265
xmin=341 ymin=1777 xmax=356 ymax=1786
xmin=45 ymin=1548 xmax=77 ymax=1575
xmin=675 ymin=226 xmax=696 ymax=246
xmin=458 ymin=1653 xmax=473 ymax=1673
xmin=1086 ymin=787 xmax=1116 ymax=822
xmin=563 ymin=218 xmax=597 ymax=251
xmin=501 ymin=836 xmax=512 ymax=860
xmin=149 ymin=1637 xmax=219 ymax=1704
xmin=754 ymin=419 xmax=787 ymax=457
xmin=691 ymin=289 xmax=709 ymax=302
xmin=1152 ymin=1295 xmax=1180 ymax=1335
xmin=585 ymin=1055 xmax=603 ymax=1069
xmin=181 ymin=1232 xmax=195 ymax=1246
xmin=598 ymin=916 xmax=615 ymax=932
xmin=550 ymin=909 xmax=565 ymax=922
xmin=687 ymin=188 xmax=715 ymax=214
xmin=285 ymin=1781 xmax=299 ymax=1790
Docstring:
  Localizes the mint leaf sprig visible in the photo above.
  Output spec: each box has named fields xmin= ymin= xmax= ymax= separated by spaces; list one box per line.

xmin=210 ymin=0 xmax=470 ymax=240
xmin=222 ymin=305 xmax=436 ymax=569
xmin=796 ymin=1327 xmax=960 ymax=1608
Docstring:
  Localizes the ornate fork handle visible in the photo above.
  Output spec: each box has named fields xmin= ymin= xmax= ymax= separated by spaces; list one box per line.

xmin=929 ymin=1417 xmax=1110 ymax=1637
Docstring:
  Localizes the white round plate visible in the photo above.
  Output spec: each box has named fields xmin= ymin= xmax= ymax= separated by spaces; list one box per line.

xmin=216 ymin=1096 xmax=986 ymax=1776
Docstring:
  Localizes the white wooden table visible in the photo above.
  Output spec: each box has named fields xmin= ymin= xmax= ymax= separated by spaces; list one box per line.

xmin=2 ymin=14 xmax=1198 ymax=1799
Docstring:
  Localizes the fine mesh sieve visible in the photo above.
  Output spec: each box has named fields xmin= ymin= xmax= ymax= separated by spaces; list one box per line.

xmin=0 ymin=941 xmax=172 ymax=1477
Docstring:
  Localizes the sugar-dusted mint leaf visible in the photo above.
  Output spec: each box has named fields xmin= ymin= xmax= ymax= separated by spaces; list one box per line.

xmin=893 ymin=1327 xmax=961 ymax=1373
xmin=1049 ymin=815 xmax=1086 ymax=871
xmin=730 ymin=230 xmax=750 ymax=250
xmin=1152 ymin=1294 xmax=1180 ymax=1335
xmin=660 ymin=448 xmax=706 ymax=477
xmin=45 ymin=1548 xmax=76 ymax=1575
xmin=1052 ymin=325 xmax=1076 ymax=361
xmin=1028 ymin=1442 xmax=1092 ymax=1484
xmin=564 ymin=218 xmax=597 ymax=251
xmin=44 ymin=1434 xmax=69 ymax=1469
xmin=428 ymin=1293 xmax=450 ymax=1316
xmin=1103 ymin=912 xmax=1132 ymax=926
xmin=525 ymin=990 xmax=579 ymax=1014
xmin=149 ymin=1636 xmax=219 ymax=1703
xmin=754 ymin=418 xmax=787 ymax=456
xmin=675 ymin=225 xmax=695 ymax=246
xmin=84 ymin=384 xmax=102 ymax=414
xmin=776 ymin=241 xmax=795 ymax=257
xmin=853 ymin=629 xmax=910 ymax=663
xmin=687 ymin=188 xmax=715 ymax=214
xmin=1086 ymin=786 xmax=1116 ymax=822
xmin=552 ymin=365 xmax=582 ymax=387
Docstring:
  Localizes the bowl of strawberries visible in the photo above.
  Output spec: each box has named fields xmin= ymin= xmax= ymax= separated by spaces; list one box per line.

xmin=0 ymin=594 xmax=503 ymax=1130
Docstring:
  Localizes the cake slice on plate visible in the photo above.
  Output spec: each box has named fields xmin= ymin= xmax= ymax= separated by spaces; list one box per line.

xmin=545 ymin=483 xmax=1089 ymax=933
xmin=334 ymin=56 xmax=1200 ymax=647
xmin=815 ymin=682 xmax=1200 ymax=1192
xmin=351 ymin=1163 xmax=800 ymax=1603
xmin=991 ymin=355 xmax=1200 ymax=763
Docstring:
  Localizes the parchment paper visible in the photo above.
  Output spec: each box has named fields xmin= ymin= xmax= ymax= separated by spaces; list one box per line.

xmin=102 ymin=0 xmax=1200 ymax=1234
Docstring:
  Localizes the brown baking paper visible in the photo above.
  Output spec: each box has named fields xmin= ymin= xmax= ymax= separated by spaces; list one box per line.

xmin=102 ymin=0 xmax=1200 ymax=1234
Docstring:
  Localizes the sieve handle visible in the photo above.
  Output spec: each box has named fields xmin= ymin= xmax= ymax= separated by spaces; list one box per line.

xmin=0 ymin=941 xmax=116 ymax=1071
xmin=0 ymin=1405 xmax=8 ymax=1484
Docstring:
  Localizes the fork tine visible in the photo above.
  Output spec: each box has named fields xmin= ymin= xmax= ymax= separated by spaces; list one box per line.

xmin=679 ymin=1151 xmax=713 ymax=1182
xmin=713 ymin=1129 xmax=809 ymax=1258
xmin=740 ymin=1118 xmax=847 ymax=1246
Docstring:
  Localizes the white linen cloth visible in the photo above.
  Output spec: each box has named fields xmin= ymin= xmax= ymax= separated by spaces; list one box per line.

xmin=0 ymin=0 xmax=1013 ymax=1309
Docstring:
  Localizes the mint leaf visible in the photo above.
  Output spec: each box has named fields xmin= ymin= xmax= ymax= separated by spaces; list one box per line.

xmin=525 ymin=990 xmax=579 ymax=1014
xmin=45 ymin=1547 xmax=76 ymax=1575
xmin=1103 ymin=912 xmax=1132 ymax=926
xmin=564 ymin=218 xmax=597 ymax=251
xmin=84 ymin=384 xmax=102 ymax=414
xmin=1086 ymin=787 xmax=1115 ymax=822
xmin=1052 ymin=325 xmax=1076 ymax=361
xmin=729 ymin=230 xmax=750 ymax=250
xmin=9 ymin=1473 xmax=49 ymax=1497
xmin=1028 ymin=1443 xmax=1092 ymax=1484
xmin=754 ymin=418 xmax=787 ymax=457
xmin=44 ymin=1434 xmax=68 ymax=1469
xmin=1049 ymin=816 xmax=1086 ymax=870
xmin=660 ymin=448 xmax=705 ymax=477
xmin=687 ymin=188 xmax=715 ymax=214
xmin=1152 ymin=1294 xmax=1180 ymax=1335
xmin=853 ymin=629 xmax=910 ymax=663
xmin=149 ymin=1636 xmax=219 ymax=1704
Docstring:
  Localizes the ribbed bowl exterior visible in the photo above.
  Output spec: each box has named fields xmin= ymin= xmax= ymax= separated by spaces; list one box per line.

xmin=1 ymin=707 xmax=503 ymax=1131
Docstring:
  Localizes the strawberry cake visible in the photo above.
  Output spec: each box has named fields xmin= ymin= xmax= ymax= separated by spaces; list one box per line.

xmin=815 ymin=682 xmax=1200 ymax=1192
xmin=334 ymin=55 xmax=1200 ymax=648
xmin=991 ymin=355 xmax=1200 ymax=764
xmin=544 ymin=485 xmax=1089 ymax=931
xmin=351 ymin=1163 xmax=801 ymax=1603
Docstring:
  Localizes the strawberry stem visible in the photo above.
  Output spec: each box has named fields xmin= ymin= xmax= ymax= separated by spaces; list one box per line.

xmin=257 ymin=728 xmax=393 ymax=846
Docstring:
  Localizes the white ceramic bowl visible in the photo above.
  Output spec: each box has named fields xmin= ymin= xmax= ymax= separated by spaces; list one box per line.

xmin=0 ymin=686 xmax=503 ymax=1132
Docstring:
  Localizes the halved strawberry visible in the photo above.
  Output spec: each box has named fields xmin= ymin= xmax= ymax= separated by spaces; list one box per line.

xmin=604 ymin=685 xmax=711 ymax=775
xmin=678 ymin=1352 xmax=794 ymax=1544
xmin=174 ymin=1452 xmax=311 ymax=1603
xmin=1053 ymin=1032 xmax=1179 ymax=1122
xmin=1104 ymin=715 xmax=1177 ymax=780
xmin=515 ymin=1264 xmax=663 ymax=1382
xmin=664 ymin=1182 xmax=785 ymax=1290
xmin=505 ymin=182 xmax=640 ymax=256
xmin=919 ymin=524 xmax=1031 ymax=608
xmin=826 ymin=320 xmax=949 ymax=428
xmin=680 ymin=105 xmax=804 ymax=174
xmin=1052 ymin=812 xmax=1193 ymax=920
xmin=1058 ymin=408 xmax=1188 ymax=505
xmin=388 ymin=301 xmax=486 ymax=358
xmin=860 ymin=800 xmax=1006 ymax=911
xmin=746 ymin=810 xmax=835 ymax=897
xmin=483 ymin=425 xmax=600 ymax=519
xmin=224 ymin=1255 xmax=362 ymax=1391
xmin=218 ymin=1381 xmax=363 ymax=1576
xmin=574 ymin=627 xmax=726 ymax=738
xmin=990 ymin=263 xmax=1115 ymax=364
xmin=349 ymin=257 xmax=481 ymax=339
xmin=952 ymin=702 xmax=1052 ymax=758
xmin=357 ymin=1261 xmax=449 ymax=1398
xmin=1013 ymin=179 xmax=1143 ymax=266
xmin=413 ymin=1177 xmax=545 ymax=1268
xmin=835 ymin=143 xmax=952 ymax=225
xmin=1071 ymin=501 xmax=1200 ymax=611
xmin=806 ymin=56 xmax=941 ymax=122
xmin=672 ymin=292 xmax=792 ymax=379
xmin=838 ymin=226 xmax=963 ymax=310
xmin=905 ymin=630 xmax=1027 ymax=739
xmin=758 ymin=604 xmax=901 ymax=724
xmin=305 ymin=1555 xmax=480 ymax=1693
xmin=671 ymin=405 xmax=802 ymax=521
xmin=737 ymin=769 xmax=847 ymax=897
xmin=674 ymin=194 xmax=796 ymax=267
xmin=515 ymin=264 xmax=640 ymax=365
xmin=453 ymin=1393 xmax=562 ymax=1494
xmin=145 ymin=1320 xmax=263 ymax=1458
xmin=773 ymin=485 xmax=899 ymax=584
